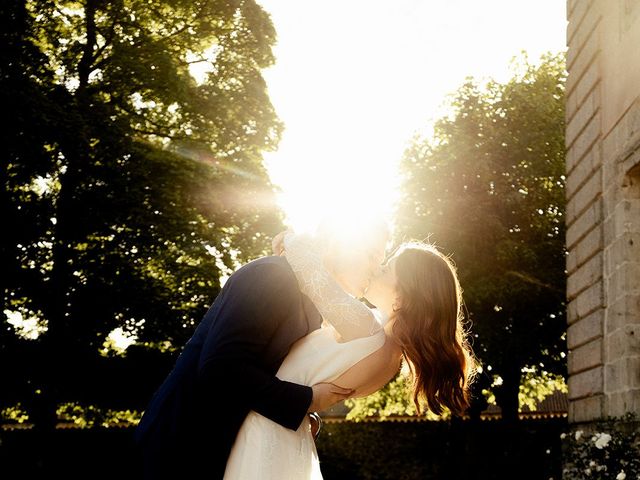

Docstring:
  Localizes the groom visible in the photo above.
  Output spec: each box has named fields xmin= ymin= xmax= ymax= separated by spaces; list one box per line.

xmin=134 ymin=220 xmax=389 ymax=479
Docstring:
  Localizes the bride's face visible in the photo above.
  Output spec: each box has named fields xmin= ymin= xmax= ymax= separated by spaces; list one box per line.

xmin=364 ymin=255 xmax=399 ymax=315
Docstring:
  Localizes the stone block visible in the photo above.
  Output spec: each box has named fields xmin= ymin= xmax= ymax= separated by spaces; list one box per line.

xmin=567 ymin=112 xmax=601 ymax=174
xmin=567 ymin=88 xmax=579 ymax=122
xmin=605 ymin=356 xmax=640 ymax=392
xmin=568 ymin=308 xmax=603 ymax=346
xmin=602 ymin=124 xmax=619 ymax=164
xmin=566 ymin=199 xmax=602 ymax=249
xmin=567 ymin=166 xmax=602 ymax=219
xmin=608 ymin=262 xmax=640 ymax=301
xmin=605 ymin=263 xmax=637 ymax=305
xmin=604 ymin=233 xmax=640 ymax=276
xmin=605 ymin=324 xmax=640 ymax=362
xmin=606 ymin=388 xmax=640 ymax=417
xmin=566 ymin=147 xmax=602 ymax=198
xmin=569 ymin=394 xmax=604 ymax=423
xmin=621 ymin=145 xmax=640 ymax=177
xmin=576 ymin=281 xmax=604 ymax=319
xmin=603 ymin=156 xmax=619 ymax=193
xmin=567 ymin=252 xmax=603 ymax=300
xmin=602 ymin=114 xmax=637 ymax=172
xmin=620 ymin=105 xmax=640 ymax=156
xmin=567 ymin=26 xmax=600 ymax=93
xmin=603 ymin=214 xmax=616 ymax=246
xmin=568 ymin=297 xmax=579 ymax=324
xmin=569 ymin=365 xmax=604 ymax=399
xmin=575 ymin=61 xmax=601 ymax=110
xmin=567 ymin=4 xmax=602 ymax=69
xmin=567 ymin=226 xmax=603 ymax=275
xmin=568 ymin=337 xmax=603 ymax=374
xmin=606 ymin=294 xmax=640 ymax=333
xmin=567 ymin=0 xmax=595 ymax=45
xmin=617 ymin=239 xmax=640 ymax=272
xmin=602 ymin=182 xmax=622 ymax=217
xmin=566 ymin=87 xmax=599 ymax=149
xmin=613 ymin=199 xmax=640 ymax=235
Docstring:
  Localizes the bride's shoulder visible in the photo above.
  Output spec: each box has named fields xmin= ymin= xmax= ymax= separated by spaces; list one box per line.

xmin=375 ymin=329 xmax=402 ymax=371
xmin=381 ymin=334 xmax=402 ymax=360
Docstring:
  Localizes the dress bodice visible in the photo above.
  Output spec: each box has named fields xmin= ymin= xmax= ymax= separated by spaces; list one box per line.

xmin=276 ymin=309 xmax=387 ymax=386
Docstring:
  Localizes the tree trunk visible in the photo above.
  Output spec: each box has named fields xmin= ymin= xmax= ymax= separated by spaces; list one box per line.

xmin=36 ymin=134 xmax=86 ymax=432
xmin=32 ymin=0 xmax=99 ymax=433
xmin=494 ymin=363 xmax=522 ymax=425
xmin=0 ymin=160 xmax=11 ymax=317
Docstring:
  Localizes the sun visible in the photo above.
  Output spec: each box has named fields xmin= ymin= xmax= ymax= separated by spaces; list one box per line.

xmin=265 ymin=143 xmax=401 ymax=234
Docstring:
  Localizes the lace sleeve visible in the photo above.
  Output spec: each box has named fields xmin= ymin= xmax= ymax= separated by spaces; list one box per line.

xmin=283 ymin=232 xmax=381 ymax=341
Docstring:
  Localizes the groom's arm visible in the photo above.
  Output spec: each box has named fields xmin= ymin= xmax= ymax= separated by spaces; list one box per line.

xmin=196 ymin=260 xmax=313 ymax=431
xmin=215 ymin=359 xmax=312 ymax=430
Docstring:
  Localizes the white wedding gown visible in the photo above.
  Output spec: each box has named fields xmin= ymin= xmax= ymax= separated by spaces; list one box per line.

xmin=223 ymin=233 xmax=386 ymax=479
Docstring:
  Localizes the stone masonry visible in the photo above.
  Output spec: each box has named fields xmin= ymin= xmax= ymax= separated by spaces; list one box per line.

xmin=565 ymin=0 xmax=640 ymax=425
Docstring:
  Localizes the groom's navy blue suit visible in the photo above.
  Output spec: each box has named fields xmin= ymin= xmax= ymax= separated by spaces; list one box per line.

xmin=134 ymin=255 xmax=323 ymax=479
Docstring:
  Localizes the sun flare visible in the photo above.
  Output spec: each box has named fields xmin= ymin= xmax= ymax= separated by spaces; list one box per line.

xmin=266 ymin=143 xmax=401 ymax=234
xmin=256 ymin=0 xmax=566 ymax=235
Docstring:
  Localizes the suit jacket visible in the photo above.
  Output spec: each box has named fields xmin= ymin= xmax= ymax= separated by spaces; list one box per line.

xmin=134 ymin=255 xmax=323 ymax=479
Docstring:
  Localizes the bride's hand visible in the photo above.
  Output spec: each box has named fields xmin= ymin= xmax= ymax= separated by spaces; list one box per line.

xmin=271 ymin=229 xmax=293 ymax=256
xmin=308 ymin=382 xmax=354 ymax=412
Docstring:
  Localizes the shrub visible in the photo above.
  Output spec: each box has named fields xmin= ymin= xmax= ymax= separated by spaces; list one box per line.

xmin=561 ymin=412 xmax=640 ymax=479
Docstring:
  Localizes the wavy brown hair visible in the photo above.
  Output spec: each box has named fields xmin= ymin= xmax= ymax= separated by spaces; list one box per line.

xmin=391 ymin=242 xmax=478 ymax=417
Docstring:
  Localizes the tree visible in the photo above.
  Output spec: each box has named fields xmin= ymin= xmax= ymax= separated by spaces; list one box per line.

xmin=395 ymin=52 xmax=567 ymax=423
xmin=1 ymin=0 xmax=284 ymax=429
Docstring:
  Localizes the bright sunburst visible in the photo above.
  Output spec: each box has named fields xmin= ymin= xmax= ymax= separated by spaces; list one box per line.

xmin=255 ymin=0 xmax=566 ymax=233
xmin=267 ymin=144 xmax=401 ymax=233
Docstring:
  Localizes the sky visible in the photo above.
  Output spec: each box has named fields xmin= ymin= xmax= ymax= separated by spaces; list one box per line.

xmin=254 ymin=0 xmax=567 ymax=232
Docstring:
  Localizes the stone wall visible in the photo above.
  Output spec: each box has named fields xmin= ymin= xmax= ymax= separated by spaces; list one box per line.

xmin=565 ymin=0 xmax=640 ymax=425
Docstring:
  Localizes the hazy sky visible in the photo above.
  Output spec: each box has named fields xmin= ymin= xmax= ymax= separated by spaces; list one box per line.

xmin=255 ymin=0 xmax=567 ymax=231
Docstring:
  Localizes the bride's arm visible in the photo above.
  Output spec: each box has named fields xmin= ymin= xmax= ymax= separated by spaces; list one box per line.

xmin=283 ymin=232 xmax=381 ymax=341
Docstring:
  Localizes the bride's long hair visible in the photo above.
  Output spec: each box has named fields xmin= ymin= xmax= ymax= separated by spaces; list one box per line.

xmin=391 ymin=243 xmax=478 ymax=417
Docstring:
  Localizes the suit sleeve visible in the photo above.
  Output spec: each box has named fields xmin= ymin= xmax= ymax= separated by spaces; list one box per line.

xmin=196 ymin=261 xmax=312 ymax=431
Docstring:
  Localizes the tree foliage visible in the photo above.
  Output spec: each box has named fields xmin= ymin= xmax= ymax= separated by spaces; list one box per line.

xmin=393 ymin=52 xmax=568 ymax=422
xmin=345 ymin=374 xmax=446 ymax=422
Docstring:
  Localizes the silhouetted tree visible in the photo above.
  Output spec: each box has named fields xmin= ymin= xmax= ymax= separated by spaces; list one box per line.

xmin=396 ymin=53 xmax=567 ymax=423
xmin=1 ymin=0 xmax=283 ymax=429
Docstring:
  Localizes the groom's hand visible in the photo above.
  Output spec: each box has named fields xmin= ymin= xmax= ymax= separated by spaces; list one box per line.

xmin=309 ymin=382 xmax=354 ymax=412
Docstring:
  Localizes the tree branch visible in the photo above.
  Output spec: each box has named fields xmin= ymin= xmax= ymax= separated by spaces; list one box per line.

xmin=78 ymin=0 xmax=97 ymax=91
xmin=155 ymin=2 xmax=208 ymax=43
xmin=92 ymin=5 xmax=122 ymax=65
xmin=504 ymin=270 xmax=563 ymax=294
xmin=131 ymin=128 xmax=190 ymax=142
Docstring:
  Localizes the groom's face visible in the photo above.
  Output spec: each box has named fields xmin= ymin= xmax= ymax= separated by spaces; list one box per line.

xmin=329 ymin=230 xmax=389 ymax=298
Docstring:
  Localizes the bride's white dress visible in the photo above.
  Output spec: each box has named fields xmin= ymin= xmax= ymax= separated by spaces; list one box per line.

xmin=223 ymin=233 xmax=386 ymax=479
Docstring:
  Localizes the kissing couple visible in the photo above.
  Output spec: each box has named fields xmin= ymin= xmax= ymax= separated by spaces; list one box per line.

xmin=134 ymin=219 xmax=477 ymax=479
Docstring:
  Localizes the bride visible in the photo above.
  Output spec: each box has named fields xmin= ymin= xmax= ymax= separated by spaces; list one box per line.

xmin=223 ymin=230 xmax=478 ymax=479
